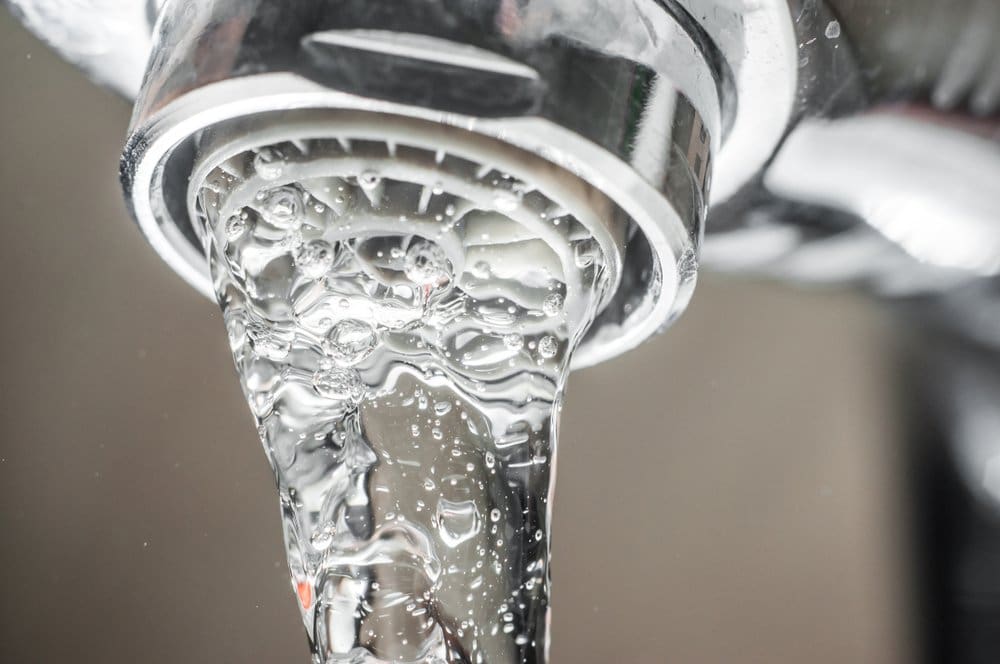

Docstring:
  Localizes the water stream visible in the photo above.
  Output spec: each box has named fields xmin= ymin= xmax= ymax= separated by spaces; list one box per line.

xmin=196 ymin=134 xmax=611 ymax=664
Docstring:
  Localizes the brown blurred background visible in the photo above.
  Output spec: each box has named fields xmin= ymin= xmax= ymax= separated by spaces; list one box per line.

xmin=0 ymin=11 xmax=913 ymax=663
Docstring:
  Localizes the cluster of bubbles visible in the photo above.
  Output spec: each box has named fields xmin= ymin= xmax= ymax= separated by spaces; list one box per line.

xmin=200 ymin=138 xmax=609 ymax=664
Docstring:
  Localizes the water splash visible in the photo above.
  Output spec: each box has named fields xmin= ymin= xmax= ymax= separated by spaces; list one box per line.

xmin=198 ymin=136 xmax=610 ymax=663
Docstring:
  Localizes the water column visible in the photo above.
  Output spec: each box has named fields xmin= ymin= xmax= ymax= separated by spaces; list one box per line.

xmin=193 ymin=114 xmax=624 ymax=663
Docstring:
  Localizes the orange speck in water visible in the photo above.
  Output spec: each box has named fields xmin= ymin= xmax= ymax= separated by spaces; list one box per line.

xmin=296 ymin=581 xmax=313 ymax=608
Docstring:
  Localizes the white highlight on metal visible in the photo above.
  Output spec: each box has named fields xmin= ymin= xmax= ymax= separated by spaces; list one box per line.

xmin=766 ymin=114 xmax=1000 ymax=276
xmin=306 ymin=30 xmax=542 ymax=81
xmin=127 ymin=74 xmax=691 ymax=368
xmin=674 ymin=0 xmax=798 ymax=204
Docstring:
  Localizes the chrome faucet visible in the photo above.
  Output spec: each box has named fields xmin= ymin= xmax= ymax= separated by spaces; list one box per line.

xmin=6 ymin=1 xmax=998 ymax=661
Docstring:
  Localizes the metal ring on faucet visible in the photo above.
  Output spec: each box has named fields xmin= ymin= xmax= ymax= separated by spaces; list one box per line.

xmin=120 ymin=0 xmax=746 ymax=367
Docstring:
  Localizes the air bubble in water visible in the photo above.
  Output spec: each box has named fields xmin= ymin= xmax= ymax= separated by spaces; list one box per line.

xmin=404 ymin=239 xmax=453 ymax=288
xmin=322 ymin=319 xmax=378 ymax=366
xmin=225 ymin=214 xmax=247 ymax=241
xmin=247 ymin=321 xmax=293 ymax=361
xmin=258 ymin=185 xmax=304 ymax=229
xmin=538 ymin=336 xmax=559 ymax=359
xmin=573 ymin=239 xmax=598 ymax=269
xmin=542 ymin=293 xmax=564 ymax=317
xmin=310 ymin=524 xmax=335 ymax=550
xmin=312 ymin=367 xmax=365 ymax=403
xmin=436 ymin=499 xmax=481 ymax=547
xmin=294 ymin=240 xmax=337 ymax=279
xmin=503 ymin=333 xmax=524 ymax=351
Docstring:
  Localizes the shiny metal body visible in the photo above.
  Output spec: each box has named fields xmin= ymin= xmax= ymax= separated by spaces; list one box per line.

xmin=118 ymin=0 xmax=734 ymax=368
xmin=6 ymin=1 xmax=997 ymax=306
xmin=6 ymin=0 xmax=802 ymax=368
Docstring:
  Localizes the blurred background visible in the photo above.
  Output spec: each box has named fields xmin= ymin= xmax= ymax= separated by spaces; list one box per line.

xmin=0 ymin=10 xmax=919 ymax=664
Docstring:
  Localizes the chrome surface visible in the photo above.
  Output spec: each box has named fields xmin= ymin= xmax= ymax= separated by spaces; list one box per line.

xmin=118 ymin=0 xmax=731 ymax=367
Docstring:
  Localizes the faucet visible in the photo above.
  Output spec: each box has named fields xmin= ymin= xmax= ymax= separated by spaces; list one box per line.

xmin=5 ymin=0 xmax=999 ymax=662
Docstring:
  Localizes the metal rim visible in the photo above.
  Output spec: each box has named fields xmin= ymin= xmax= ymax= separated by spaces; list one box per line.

xmin=123 ymin=73 xmax=695 ymax=368
xmin=674 ymin=0 xmax=798 ymax=203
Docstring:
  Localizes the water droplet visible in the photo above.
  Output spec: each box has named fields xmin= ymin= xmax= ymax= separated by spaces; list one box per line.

xmin=503 ymin=333 xmax=524 ymax=351
xmin=404 ymin=239 xmax=453 ymax=288
xmin=436 ymin=499 xmax=481 ymax=547
xmin=258 ymin=185 xmax=304 ymax=229
xmin=538 ymin=336 xmax=558 ymax=359
xmin=312 ymin=367 xmax=365 ymax=402
xmin=294 ymin=240 xmax=337 ymax=279
xmin=543 ymin=293 xmax=564 ymax=317
xmin=322 ymin=319 xmax=378 ymax=366
xmin=825 ymin=20 xmax=841 ymax=39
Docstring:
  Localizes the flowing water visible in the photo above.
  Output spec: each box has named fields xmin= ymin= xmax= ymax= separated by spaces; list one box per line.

xmin=195 ymin=132 xmax=612 ymax=664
